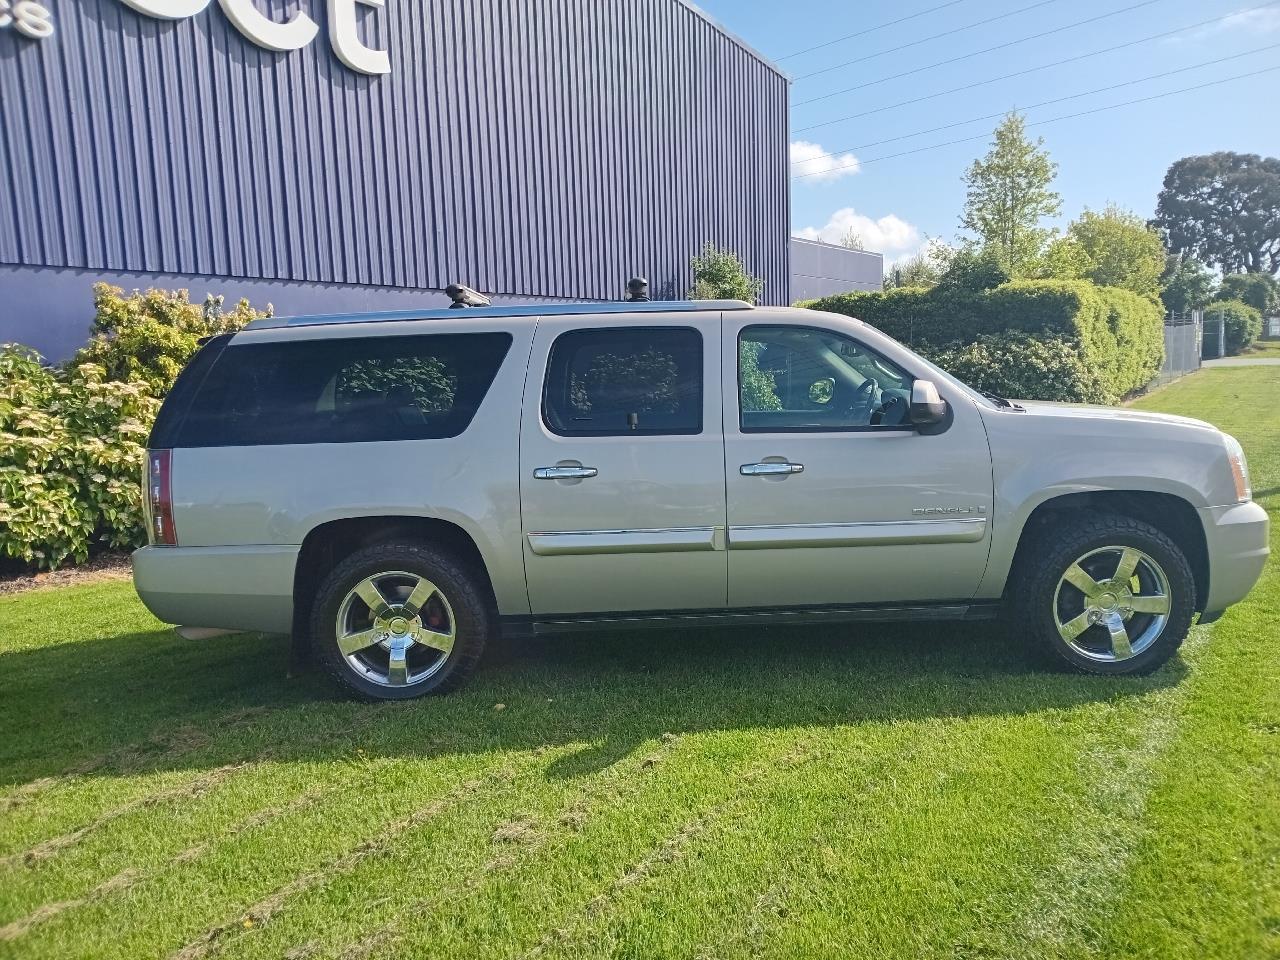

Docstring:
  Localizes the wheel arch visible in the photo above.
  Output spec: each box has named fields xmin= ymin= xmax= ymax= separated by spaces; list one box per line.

xmin=291 ymin=515 xmax=499 ymax=644
xmin=1003 ymin=490 xmax=1209 ymax=612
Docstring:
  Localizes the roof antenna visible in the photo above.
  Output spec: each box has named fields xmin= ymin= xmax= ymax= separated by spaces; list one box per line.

xmin=446 ymin=283 xmax=491 ymax=309
xmin=625 ymin=277 xmax=650 ymax=302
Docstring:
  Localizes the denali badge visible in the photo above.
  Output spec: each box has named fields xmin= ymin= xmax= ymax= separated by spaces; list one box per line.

xmin=912 ymin=506 xmax=988 ymax=516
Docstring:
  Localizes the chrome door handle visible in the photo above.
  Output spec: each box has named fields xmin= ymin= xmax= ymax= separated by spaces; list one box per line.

xmin=533 ymin=466 xmax=598 ymax=480
xmin=740 ymin=461 xmax=804 ymax=476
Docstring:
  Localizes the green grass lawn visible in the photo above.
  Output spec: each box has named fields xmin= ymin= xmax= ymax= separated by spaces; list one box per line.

xmin=1244 ymin=339 xmax=1280 ymax=359
xmin=2 ymin=367 xmax=1277 ymax=960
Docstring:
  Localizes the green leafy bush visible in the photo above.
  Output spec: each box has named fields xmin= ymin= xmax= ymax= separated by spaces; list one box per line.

xmin=804 ymin=279 xmax=1164 ymax=403
xmin=928 ymin=334 xmax=1111 ymax=403
xmin=70 ymin=283 xmax=270 ymax=395
xmin=935 ymin=247 xmax=1010 ymax=292
xmin=688 ymin=244 xmax=764 ymax=303
xmin=1207 ymin=299 xmax=1263 ymax=355
xmin=0 ymin=345 xmax=158 ymax=569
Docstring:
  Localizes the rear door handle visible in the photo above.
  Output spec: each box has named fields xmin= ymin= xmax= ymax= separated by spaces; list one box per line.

xmin=740 ymin=462 xmax=804 ymax=476
xmin=533 ymin=466 xmax=598 ymax=480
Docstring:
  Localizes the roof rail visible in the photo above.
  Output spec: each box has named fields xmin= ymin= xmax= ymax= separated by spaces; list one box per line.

xmin=249 ymin=299 xmax=754 ymax=330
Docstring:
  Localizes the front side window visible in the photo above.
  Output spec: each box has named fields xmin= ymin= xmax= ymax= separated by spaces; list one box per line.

xmin=739 ymin=325 xmax=913 ymax=432
xmin=172 ymin=332 xmax=512 ymax=446
xmin=543 ymin=327 xmax=703 ymax=436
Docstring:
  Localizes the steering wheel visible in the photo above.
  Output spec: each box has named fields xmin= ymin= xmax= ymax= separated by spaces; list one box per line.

xmin=846 ymin=377 xmax=878 ymax=421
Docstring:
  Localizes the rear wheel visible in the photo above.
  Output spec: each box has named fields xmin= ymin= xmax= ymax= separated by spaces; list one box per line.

xmin=1014 ymin=514 xmax=1196 ymax=675
xmin=311 ymin=543 xmax=490 ymax=699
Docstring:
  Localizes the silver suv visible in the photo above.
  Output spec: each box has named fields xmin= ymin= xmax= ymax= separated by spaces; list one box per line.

xmin=134 ymin=299 xmax=1269 ymax=699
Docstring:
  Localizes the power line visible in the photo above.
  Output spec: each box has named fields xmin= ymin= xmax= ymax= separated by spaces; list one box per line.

xmin=793 ymin=0 xmax=1068 ymax=81
xmin=775 ymin=0 xmax=971 ymax=61
xmin=793 ymin=0 xmax=1280 ymax=131
xmin=791 ymin=64 xmax=1280 ymax=179
xmin=793 ymin=0 xmax=1168 ymax=104
xmin=792 ymin=42 xmax=1280 ymax=166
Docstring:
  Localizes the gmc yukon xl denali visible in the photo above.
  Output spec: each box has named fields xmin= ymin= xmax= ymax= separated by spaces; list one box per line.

xmin=133 ymin=299 xmax=1269 ymax=700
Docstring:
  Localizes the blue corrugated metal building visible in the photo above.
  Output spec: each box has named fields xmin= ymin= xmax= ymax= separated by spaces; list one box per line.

xmin=0 ymin=0 xmax=789 ymax=360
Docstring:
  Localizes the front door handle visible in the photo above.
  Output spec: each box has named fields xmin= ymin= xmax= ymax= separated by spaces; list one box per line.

xmin=533 ymin=466 xmax=598 ymax=480
xmin=740 ymin=461 xmax=804 ymax=477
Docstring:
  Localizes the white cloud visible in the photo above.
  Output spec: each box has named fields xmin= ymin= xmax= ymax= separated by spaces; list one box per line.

xmin=1167 ymin=5 xmax=1280 ymax=42
xmin=789 ymin=140 xmax=860 ymax=182
xmin=795 ymin=207 xmax=920 ymax=255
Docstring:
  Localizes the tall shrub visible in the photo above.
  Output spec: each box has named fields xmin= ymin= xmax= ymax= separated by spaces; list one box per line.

xmin=70 ymin=284 xmax=270 ymax=395
xmin=1207 ymin=299 xmax=1263 ymax=355
xmin=688 ymin=244 xmax=764 ymax=303
xmin=0 ymin=346 xmax=158 ymax=568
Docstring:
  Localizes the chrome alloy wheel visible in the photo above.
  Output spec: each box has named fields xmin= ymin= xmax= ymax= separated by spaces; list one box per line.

xmin=1052 ymin=545 xmax=1172 ymax=662
xmin=334 ymin=571 xmax=456 ymax=687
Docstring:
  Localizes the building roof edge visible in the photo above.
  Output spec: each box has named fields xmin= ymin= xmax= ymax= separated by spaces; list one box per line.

xmin=672 ymin=0 xmax=791 ymax=81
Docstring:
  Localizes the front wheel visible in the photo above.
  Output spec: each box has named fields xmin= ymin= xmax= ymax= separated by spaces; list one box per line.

xmin=1014 ymin=515 xmax=1197 ymax=675
xmin=310 ymin=543 xmax=491 ymax=699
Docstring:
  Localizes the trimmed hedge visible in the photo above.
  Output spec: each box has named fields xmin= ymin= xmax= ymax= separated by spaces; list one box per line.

xmin=929 ymin=334 xmax=1111 ymax=404
xmin=803 ymin=279 xmax=1165 ymax=404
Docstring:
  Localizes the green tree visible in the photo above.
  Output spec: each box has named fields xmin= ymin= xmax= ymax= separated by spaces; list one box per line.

xmin=688 ymin=244 xmax=764 ymax=302
xmin=959 ymin=112 xmax=1062 ymax=276
xmin=1041 ymin=205 xmax=1166 ymax=300
xmin=1159 ymin=253 xmax=1216 ymax=316
xmin=884 ymin=239 xmax=953 ymax=290
xmin=1153 ymin=152 xmax=1280 ymax=274
xmin=1216 ymin=272 xmax=1280 ymax=316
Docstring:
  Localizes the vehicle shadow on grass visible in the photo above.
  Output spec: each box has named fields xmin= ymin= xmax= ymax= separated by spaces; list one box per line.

xmin=0 ymin=619 xmax=1189 ymax=788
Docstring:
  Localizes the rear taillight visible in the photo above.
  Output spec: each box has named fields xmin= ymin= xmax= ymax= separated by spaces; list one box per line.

xmin=144 ymin=450 xmax=177 ymax=546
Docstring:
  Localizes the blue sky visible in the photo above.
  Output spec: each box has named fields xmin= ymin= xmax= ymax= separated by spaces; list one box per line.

xmin=695 ymin=0 xmax=1280 ymax=263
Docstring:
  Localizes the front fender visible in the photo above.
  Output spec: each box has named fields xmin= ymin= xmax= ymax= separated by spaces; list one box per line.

xmin=975 ymin=407 xmax=1226 ymax=600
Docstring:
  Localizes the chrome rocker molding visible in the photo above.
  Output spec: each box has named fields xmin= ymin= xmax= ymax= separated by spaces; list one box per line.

xmin=527 ymin=526 xmax=723 ymax=556
xmin=502 ymin=600 xmax=1000 ymax=637
xmin=728 ymin=518 xmax=987 ymax=549
xmin=526 ymin=519 xmax=986 ymax=557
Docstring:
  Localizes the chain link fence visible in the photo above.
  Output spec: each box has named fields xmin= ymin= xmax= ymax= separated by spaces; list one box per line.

xmin=1153 ymin=310 xmax=1203 ymax=388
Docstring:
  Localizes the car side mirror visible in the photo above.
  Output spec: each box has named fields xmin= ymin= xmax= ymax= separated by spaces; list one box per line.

xmin=910 ymin=380 xmax=947 ymax=426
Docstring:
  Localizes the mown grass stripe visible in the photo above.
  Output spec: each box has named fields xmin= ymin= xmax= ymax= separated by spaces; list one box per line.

xmin=0 ymin=775 xmax=354 ymax=941
xmin=320 ymin=734 xmax=690 ymax=960
xmin=166 ymin=762 xmax=523 ymax=960
xmin=1001 ymin=630 xmax=1209 ymax=956
xmin=0 ymin=702 xmax=393 ymax=878
xmin=513 ymin=738 xmax=824 ymax=960
xmin=0 ymin=761 xmax=252 ymax=871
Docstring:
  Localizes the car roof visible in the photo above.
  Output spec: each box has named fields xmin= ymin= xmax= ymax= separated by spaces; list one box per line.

xmin=249 ymin=299 xmax=755 ymax=330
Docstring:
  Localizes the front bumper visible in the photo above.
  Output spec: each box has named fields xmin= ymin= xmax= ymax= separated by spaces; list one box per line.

xmin=133 ymin=544 xmax=299 ymax=635
xmin=1199 ymin=501 xmax=1270 ymax=617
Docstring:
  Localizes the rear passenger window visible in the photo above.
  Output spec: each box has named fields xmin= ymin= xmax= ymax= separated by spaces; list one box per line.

xmin=542 ymin=327 xmax=702 ymax=436
xmin=171 ymin=333 xmax=512 ymax=446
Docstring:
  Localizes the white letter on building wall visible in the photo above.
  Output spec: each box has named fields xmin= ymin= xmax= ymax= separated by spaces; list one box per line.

xmin=219 ymin=0 xmax=318 ymax=51
xmin=117 ymin=0 xmax=212 ymax=19
xmin=328 ymin=0 xmax=389 ymax=75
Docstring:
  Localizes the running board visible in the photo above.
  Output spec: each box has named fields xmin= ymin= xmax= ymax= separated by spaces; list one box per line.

xmin=503 ymin=602 xmax=1000 ymax=638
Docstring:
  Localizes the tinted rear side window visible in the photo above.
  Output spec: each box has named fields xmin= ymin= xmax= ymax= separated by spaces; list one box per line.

xmin=170 ymin=333 xmax=512 ymax=447
xmin=542 ymin=327 xmax=703 ymax=436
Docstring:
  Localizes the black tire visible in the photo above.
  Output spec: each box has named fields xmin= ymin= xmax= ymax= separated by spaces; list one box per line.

xmin=1013 ymin=513 xmax=1196 ymax=676
xmin=310 ymin=542 xmax=492 ymax=700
